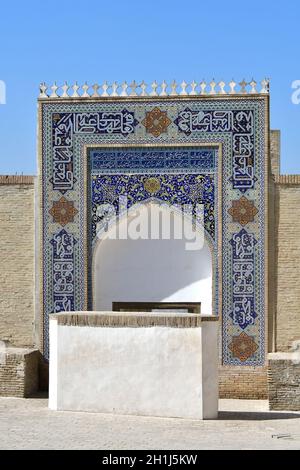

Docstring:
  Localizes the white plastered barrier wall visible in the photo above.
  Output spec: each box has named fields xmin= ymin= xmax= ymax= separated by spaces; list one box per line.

xmin=49 ymin=312 xmax=219 ymax=419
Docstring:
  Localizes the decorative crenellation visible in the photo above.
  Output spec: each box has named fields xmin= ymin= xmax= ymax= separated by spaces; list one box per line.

xmin=275 ymin=174 xmax=300 ymax=185
xmin=0 ymin=175 xmax=35 ymax=185
xmin=39 ymin=79 xmax=270 ymax=99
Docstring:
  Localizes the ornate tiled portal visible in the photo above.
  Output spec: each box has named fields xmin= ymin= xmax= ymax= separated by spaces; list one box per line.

xmin=39 ymin=81 xmax=269 ymax=366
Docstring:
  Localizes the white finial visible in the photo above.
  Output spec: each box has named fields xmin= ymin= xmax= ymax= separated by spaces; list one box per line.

xmin=261 ymin=78 xmax=270 ymax=94
xmin=39 ymin=78 xmax=268 ymax=99
xmin=199 ymin=80 xmax=207 ymax=95
xmin=249 ymin=79 xmax=257 ymax=94
xmin=150 ymin=81 xmax=158 ymax=96
xmin=61 ymin=82 xmax=69 ymax=98
xmin=50 ymin=82 xmax=59 ymax=98
xmin=160 ymin=80 xmax=168 ymax=96
xmin=129 ymin=80 xmax=138 ymax=96
xmin=71 ymin=82 xmax=80 ymax=97
xmin=120 ymin=81 xmax=128 ymax=97
xmin=209 ymin=79 xmax=216 ymax=95
xmin=140 ymin=81 xmax=148 ymax=96
xmin=229 ymin=79 xmax=236 ymax=94
xmin=189 ymin=80 xmax=198 ymax=95
xmin=101 ymin=81 xmax=109 ymax=97
xmin=111 ymin=82 xmax=118 ymax=96
xmin=170 ymin=80 xmax=177 ymax=96
xmin=239 ymin=79 xmax=247 ymax=94
xmin=180 ymin=80 xmax=188 ymax=95
xmin=91 ymin=83 xmax=100 ymax=98
xmin=82 ymin=82 xmax=90 ymax=97
xmin=218 ymin=81 xmax=226 ymax=94
xmin=39 ymin=82 xmax=48 ymax=98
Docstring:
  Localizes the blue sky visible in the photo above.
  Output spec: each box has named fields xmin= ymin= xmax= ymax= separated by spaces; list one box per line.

xmin=0 ymin=0 xmax=299 ymax=174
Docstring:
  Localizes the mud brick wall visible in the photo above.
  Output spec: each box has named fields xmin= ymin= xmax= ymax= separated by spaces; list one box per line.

xmin=0 ymin=176 xmax=35 ymax=347
xmin=268 ymin=356 xmax=300 ymax=411
xmin=0 ymin=348 xmax=39 ymax=397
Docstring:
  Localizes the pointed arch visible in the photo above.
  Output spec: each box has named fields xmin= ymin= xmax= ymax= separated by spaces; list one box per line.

xmin=92 ymin=200 xmax=215 ymax=315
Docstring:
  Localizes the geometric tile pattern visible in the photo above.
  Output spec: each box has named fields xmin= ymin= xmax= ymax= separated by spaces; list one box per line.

xmin=229 ymin=332 xmax=259 ymax=362
xmin=40 ymin=97 xmax=267 ymax=365
xmin=49 ymin=196 xmax=78 ymax=226
xmin=228 ymin=196 xmax=258 ymax=226
xmin=91 ymin=173 xmax=215 ymax=241
xmin=142 ymin=107 xmax=172 ymax=137
xmin=143 ymin=177 xmax=161 ymax=193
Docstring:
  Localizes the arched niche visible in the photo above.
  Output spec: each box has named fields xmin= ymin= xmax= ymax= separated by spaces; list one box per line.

xmin=92 ymin=201 xmax=213 ymax=314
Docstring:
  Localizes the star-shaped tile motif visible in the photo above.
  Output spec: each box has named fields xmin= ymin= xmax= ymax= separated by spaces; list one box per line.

xmin=228 ymin=196 xmax=258 ymax=226
xmin=49 ymin=196 xmax=78 ymax=226
xmin=229 ymin=332 xmax=258 ymax=362
xmin=141 ymin=107 xmax=171 ymax=137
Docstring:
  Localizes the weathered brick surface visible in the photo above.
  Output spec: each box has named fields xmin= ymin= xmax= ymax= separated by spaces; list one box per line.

xmin=268 ymin=355 xmax=300 ymax=411
xmin=0 ymin=348 xmax=39 ymax=397
xmin=275 ymin=179 xmax=300 ymax=351
xmin=219 ymin=366 xmax=268 ymax=399
xmin=0 ymin=179 xmax=35 ymax=347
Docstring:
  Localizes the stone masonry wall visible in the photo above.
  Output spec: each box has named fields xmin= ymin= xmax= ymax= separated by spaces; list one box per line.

xmin=275 ymin=176 xmax=300 ymax=351
xmin=0 ymin=348 xmax=39 ymax=397
xmin=0 ymin=176 xmax=35 ymax=347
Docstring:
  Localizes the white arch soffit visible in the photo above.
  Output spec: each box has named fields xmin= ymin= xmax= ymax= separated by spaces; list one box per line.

xmin=92 ymin=200 xmax=213 ymax=314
